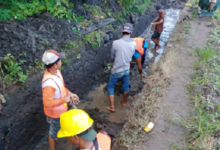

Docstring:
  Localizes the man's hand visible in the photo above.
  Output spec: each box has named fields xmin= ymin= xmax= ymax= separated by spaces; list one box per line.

xmin=151 ymin=22 xmax=155 ymax=25
xmin=140 ymin=74 xmax=143 ymax=80
xmin=68 ymin=92 xmax=80 ymax=105
xmin=65 ymin=95 xmax=71 ymax=103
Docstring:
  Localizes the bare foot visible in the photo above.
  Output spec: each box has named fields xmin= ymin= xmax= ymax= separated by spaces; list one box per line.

xmin=120 ymin=99 xmax=126 ymax=106
xmin=107 ymin=106 xmax=115 ymax=112
xmin=156 ymin=46 xmax=161 ymax=50
xmin=151 ymin=47 xmax=157 ymax=50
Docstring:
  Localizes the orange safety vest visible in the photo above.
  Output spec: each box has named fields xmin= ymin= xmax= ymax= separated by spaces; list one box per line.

xmin=133 ymin=38 xmax=145 ymax=56
xmin=42 ymin=70 xmax=68 ymax=118
xmin=95 ymin=131 xmax=111 ymax=150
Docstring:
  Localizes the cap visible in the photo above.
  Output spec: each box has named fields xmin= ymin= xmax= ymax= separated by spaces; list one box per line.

xmin=77 ymin=127 xmax=97 ymax=141
xmin=42 ymin=49 xmax=65 ymax=65
xmin=156 ymin=4 xmax=162 ymax=10
xmin=122 ymin=23 xmax=133 ymax=33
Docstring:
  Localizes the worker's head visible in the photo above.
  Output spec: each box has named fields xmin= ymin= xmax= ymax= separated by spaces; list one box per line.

xmin=57 ymin=109 xmax=97 ymax=145
xmin=121 ymin=23 xmax=133 ymax=36
xmin=156 ymin=4 xmax=162 ymax=13
xmin=42 ymin=49 xmax=65 ymax=70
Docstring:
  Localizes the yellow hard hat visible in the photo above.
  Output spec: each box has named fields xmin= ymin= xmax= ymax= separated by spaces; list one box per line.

xmin=57 ymin=109 xmax=94 ymax=138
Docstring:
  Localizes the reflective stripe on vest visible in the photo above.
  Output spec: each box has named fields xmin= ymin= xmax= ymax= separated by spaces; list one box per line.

xmin=42 ymin=70 xmax=68 ymax=118
xmin=133 ymin=38 xmax=145 ymax=56
xmin=96 ymin=131 xmax=111 ymax=150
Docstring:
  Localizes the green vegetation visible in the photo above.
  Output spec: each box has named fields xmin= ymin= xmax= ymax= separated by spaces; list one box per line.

xmin=61 ymin=40 xmax=83 ymax=51
xmin=77 ymin=54 xmax=82 ymax=59
xmin=214 ymin=8 xmax=220 ymax=22
xmin=84 ymin=30 xmax=105 ymax=47
xmin=174 ymin=26 xmax=220 ymax=150
xmin=117 ymin=0 xmax=152 ymax=18
xmin=104 ymin=63 xmax=112 ymax=71
xmin=194 ymin=47 xmax=215 ymax=62
xmin=61 ymin=40 xmax=83 ymax=65
xmin=83 ymin=4 xmax=106 ymax=21
xmin=0 ymin=53 xmax=28 ymax=84
xmin=0 ymin=0 xmax=77 ymax=21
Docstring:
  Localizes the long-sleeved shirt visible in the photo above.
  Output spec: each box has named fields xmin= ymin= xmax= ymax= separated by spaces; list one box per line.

xmin=111 ymin=37 xmax=136 ymax=74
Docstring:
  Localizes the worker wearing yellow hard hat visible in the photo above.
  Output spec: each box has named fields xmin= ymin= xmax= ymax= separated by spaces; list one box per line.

xmin=58 ymin=109 xmax=111 ymax=150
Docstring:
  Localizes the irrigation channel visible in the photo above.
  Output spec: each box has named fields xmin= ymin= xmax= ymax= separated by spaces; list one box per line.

xmin=25 ymin=8 xmax=180 ymax=150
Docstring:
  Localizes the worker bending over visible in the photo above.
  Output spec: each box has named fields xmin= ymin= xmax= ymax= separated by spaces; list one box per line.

xmin=42 ymin=49 xmax=80 ymax=150
xmin=58 ymin=109 xmax=111 ymax=150
xmin=132 ymin=37 xmax=148 ymax=79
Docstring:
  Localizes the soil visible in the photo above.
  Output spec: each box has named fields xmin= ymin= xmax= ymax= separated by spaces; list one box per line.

xmin=135 ymin=11 xmax=213 ymax=149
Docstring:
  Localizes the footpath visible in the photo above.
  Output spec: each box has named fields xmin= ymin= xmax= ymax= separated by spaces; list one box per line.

xmin=113 ymin=7 xmax=219 ymax=150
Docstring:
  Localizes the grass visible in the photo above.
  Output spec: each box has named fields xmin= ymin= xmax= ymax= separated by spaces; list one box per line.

xmin=194 ymin=47 xmax=215 ymax=62
xmin=172 ymin=24 xmax=220 ymax=150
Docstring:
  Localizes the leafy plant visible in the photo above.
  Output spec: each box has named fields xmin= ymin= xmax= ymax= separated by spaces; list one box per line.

xmin=76 ymin=16 xmax=84 ymax=23
xmin=117 ymin=0 xmax=152 ymax=16
xmin=195 ymin=47 xmax=215 ymax=62
xmin=0 ymin=0 xmax=76 ymax=21
xmin=77 ymin=54 xmax=82 ymax=59
xmin=39 ymin=40 xmax=50 ymax=49
xmin=88 ymin=20 xmax=93 ymax=24
xmin=0 ymin=53 xmax=28 ymax=83
xmin=83 ymin=4 xmax=106 ymax=21
xmin=84 ymin=30 xmax=105 ymax=47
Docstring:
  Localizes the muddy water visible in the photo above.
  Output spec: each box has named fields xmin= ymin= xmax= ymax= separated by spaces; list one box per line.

xmin=31 ymin=8 xmax=181 ymax=150
xmin=78 ymin=84 xmax=134 ymax=123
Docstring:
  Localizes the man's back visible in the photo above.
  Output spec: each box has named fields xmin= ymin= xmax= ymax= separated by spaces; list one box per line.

xmin=111 ymin=37 xmax=136 ymax=74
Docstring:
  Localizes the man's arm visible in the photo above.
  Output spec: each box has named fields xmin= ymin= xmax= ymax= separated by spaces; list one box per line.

xmin=43 ymin=86 xmax=69 ymax=108
xmin=151 ymin=18 xmax=163 ymax=25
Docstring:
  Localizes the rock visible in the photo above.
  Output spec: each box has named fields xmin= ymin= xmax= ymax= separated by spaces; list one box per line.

xmin=207 ymin=22 xmax=212 ymax=27
xmin=103 ymin=34 xmax=110 ymax=43
xmin=167 ymin=43 xmax=173 ymax=48
xmin=74 ymin=61 xmax=81 ymax=70
xmin=96 ymin=123 xmax=102 ymax=129
xmin=131 ymin=14 xmax=136 ymax=23
xmin=79 ymin=18 xmax=116 ymax=35
xmin=34 ymin=13 xmax=40 ymax=18
xmin=4 ymin=27 xmax=9 ymax=32
xmin=40 ymin=12 xmax=52 ymax=19
xmin=109 ymin=33 xmax=114 ymax=40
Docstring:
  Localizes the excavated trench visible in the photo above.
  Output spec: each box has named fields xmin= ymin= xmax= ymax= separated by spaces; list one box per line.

xmin=28 ymin=8 xmax=181 ymax=150
xmin=0 ymin=1 xmax=186 ymax=150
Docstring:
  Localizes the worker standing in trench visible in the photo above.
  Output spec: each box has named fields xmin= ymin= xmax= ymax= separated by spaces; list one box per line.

xmin=57 ymin=109 xmax=111 ymax=150
xmin=132 ymin=37 xmax=148 ymax=79
xmin=106 ymin=23 xmax=136 ymax=112
xmin=41 ymin=49 xmax=80 ymax=150
xmin=151 ymin=4 xmax=166 ymax=51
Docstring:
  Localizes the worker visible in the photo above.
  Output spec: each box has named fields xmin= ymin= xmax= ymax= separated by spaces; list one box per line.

xmin=151 ymin=4 xmax=166 ymax=51
xmin=208 ymin=0 xmax=217 ymax=12
xmin=106 ymin=23 xmax=136 ymax=112
xmin=42 ymin=49 xmax=80 ymax=150
xmin=57 ymin=109 xmax=111 ymax=150
xmin=132 ymin=37 xmax=148 ymax=79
